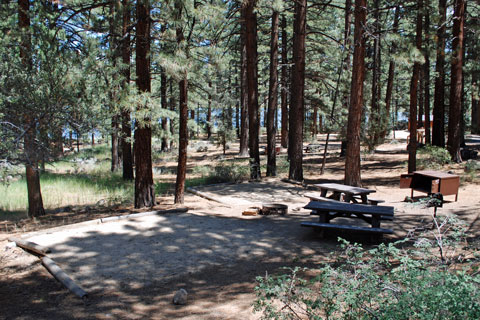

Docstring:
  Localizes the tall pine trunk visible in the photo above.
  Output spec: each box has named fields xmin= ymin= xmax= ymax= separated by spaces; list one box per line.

xmin=161 ymin=68 xmax=169 ymax=152
xmin=207 ymin=81 xmax=213 ymax=139
xmin=174 ymin=0 xmax=188 ymax=204
xmin=239 ymin=11 xmax=249 ymax=156
xmin=19 ymin=0 xmax=45 ymax=218
xmin=381 ymin=6 xmax=399 ymax=140
xmin=288 ymin=0 xmax=307 ymax=182
xmin=266 ymin=10 xmax=279 ymax=177
xmin=408 ymin=0 xmax=423 ymax=173
xmin=473 ymin=72 xmax=480 ymax=134
xmin=244 ymin=0 xmax=260 ymax=180
xmin=344 ymin=0 xmax=367 ymax=186
xmin=134 ymin=0 xmax=155 ymax=208
xmin=121 ymin=0 xmax=134 ymax=180
xmin=447 ymin=0 xmax=465 ymax=162
xmin=369 ymin=0 xmax=381 ymax=148
xmin=424 ymin=0 xmax=431 ymax=144
xmin=110 ymin=2 xmax=121 ymax=172
xmin=280 ymin=15 xmax=288 ymax=148
xmin=432 ymin=0 xmax=447 ymax=147
xmin=111 ymin=115 xmax=121 ymax=171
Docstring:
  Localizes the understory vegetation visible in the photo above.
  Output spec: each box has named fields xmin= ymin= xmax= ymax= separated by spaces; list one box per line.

xmin=254 ymin=216 xmax=480 ymax=319
xmin=0 ymin=143 xmax=253 ymax=214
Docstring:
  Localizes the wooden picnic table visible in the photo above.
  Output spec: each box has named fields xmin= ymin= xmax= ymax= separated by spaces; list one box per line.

xmin=302 ymin=200 xmax=395 ymax=240
xmin=313 ymin=183 xmax=378 ymax=204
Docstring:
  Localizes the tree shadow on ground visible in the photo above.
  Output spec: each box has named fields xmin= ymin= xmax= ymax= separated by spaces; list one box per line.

xmin=6 ymin=212 xmax=345 ymax=319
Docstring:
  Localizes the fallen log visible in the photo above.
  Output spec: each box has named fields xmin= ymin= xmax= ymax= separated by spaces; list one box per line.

xmin=8 ymin=237 xmax=51 ymax=256
xmin=281 ymin=178 xmax=305 ymax=186
xmin=41 ymin=256 xmax=88 ymax=300
xmin=100 ymin=207 xmax=189 ymax=223
xmin=186 ymin=187 xmax=231 ymax=206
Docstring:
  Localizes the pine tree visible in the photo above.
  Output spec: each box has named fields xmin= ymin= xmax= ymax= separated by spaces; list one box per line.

xmin=134 ymin=0 xmax=155 ymax=208
xmin=344 ymin=0 xmax=367 ymax=186
xmin=288 ymin=0 xmax=307 ymax=182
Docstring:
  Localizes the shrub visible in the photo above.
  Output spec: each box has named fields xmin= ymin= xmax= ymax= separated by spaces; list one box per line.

xmin=417 ymin=146 xmax=451 ymax=170
xmin=213 ymin=162 xmax=249 ymax=183
xmin=254 ymin=216 xmax=480 ymax=319
xmin=464 ymin=160 xmax=480 ymax=182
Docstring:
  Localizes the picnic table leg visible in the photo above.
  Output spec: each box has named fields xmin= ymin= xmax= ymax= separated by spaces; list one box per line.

xmin=371 ymin=216 xmax=382 ymax=243
xmin=316 ymin=211 xmax=327 ymax=238
xmin=360 ymin=194 xmax=368 ymax=204
xmin=332 ymin=191 xmax=342 ymax=201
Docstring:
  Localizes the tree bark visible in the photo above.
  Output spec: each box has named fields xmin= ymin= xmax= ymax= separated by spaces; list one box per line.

xmin=432 ymin=0 xmax=447 ymax=147
xmin=110 ymin=1 xmax=122 ymax=173
xmin=447 ymin=0 xmax=465 ymax=163
xmin=344 ymin=0 xmax=367 ymax=186
xmin=207 ymin=81 xmax=213 ymax=139
xmin=408 ymin=0 xmax=423 ymax=173
xmin=190 ymin=109 xmax=195 ymax=139
xmin=161 ymin=67 xmax=169 ymax=152
xmin=174 ymin=0 xmax=188 ymax=204
xmin=244 ymin=0 xmax=261 ymax=180
xmin=288 ymin=0 xmax=307 ymax=182
xmin=19 ymin=0 xmax=45 ymax=218
xmin=312 ymin=106 xmax=318 ymax=137
xmin=134 ymin=0 xmax=155 ymax=208
xmin=266 ymin=10 xmax=279 ymax=177
xmin=239 ymin=11 xmax=249 ymax=156
xmin=169 ymin=79 xmax=175 ymax=150
xmin=111 ymin=115 xmax=121 ymax=171
xmin=424 ymin=0 xmax=431 ymax=144
xmin=473 ymin=72 xmax=480 ymax=134
xmin=381 ymin=6 xmax=399 ymax=141
xmin=280 ymin=15 xmax=288 ymax=149
xmin=121 ymin=0 xmax=134 ymax=181
xmin=369 ymin=0 xmax=381 ymax=147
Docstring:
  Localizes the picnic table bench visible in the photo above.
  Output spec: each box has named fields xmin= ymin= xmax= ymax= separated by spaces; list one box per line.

xmin=302 ymin=201 xmax=395 ymax=240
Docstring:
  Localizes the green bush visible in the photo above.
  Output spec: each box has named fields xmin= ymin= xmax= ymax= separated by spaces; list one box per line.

xmin=213 ymin=162 xmax=249 ymax=183
xmin=464 ymin=160 xmax=480 ymax=182
xmin=417 ymin=146 xmax=451 ymax=170
xmin=254 ymin=216 xmax=480 ymax=319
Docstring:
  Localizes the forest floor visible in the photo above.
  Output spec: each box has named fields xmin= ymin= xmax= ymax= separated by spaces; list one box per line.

xmin=1 ymin=131 xmax=480 ymax=320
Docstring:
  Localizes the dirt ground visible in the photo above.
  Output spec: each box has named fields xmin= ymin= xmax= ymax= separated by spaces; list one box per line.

xmin=1 ymin=132 xmax=480 ymax=320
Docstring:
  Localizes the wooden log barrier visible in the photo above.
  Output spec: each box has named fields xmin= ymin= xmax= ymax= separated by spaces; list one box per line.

xmin=41 ymin=256 xmax=88 ymax=300
xmin=186 ymin=187 xmax=231 ymax=206
xmin=8 ymin=237 xmax=51 ymax=256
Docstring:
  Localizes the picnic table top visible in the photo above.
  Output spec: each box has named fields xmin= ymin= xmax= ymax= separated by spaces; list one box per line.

xmin=305 ymin=200 xmax=394 ymax=216
xmin=313 ymin=183 xmax=376 ymax=195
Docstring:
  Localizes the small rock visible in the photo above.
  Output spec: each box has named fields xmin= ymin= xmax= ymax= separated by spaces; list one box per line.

xmin=172 ymin=288 xmax=188 ymax=305
xmin=6 ymin=242 xmax=16 ymax=249
xmin=96 ymin=199 xmax=106 ymax=206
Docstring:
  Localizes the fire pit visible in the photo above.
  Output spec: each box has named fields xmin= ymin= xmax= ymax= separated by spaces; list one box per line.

xmin=260 ymin=203 xmax=288 ymax=215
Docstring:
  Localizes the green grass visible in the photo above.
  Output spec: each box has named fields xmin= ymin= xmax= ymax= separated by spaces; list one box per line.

xmin=0 ymin=144 xmax=133 ymax=215
xmin=0 ymin=143 xmax=253 ymax=215
xmin=0 ymin=171 xmax=133 ymax=214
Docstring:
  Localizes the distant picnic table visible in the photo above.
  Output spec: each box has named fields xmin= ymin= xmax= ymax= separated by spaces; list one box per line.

xmin=308 ymin=183 xmax=384 ymax=205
